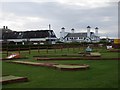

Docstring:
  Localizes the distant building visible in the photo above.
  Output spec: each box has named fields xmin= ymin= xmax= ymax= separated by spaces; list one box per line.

xmin=60 ymin=26 xmax=100 ymax=43
xmin=1 ymin=26 xmax=58 ymax=45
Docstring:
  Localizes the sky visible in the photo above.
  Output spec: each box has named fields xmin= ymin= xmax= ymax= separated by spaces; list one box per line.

xmin=0 ymin=0 xmax=119 ymax=38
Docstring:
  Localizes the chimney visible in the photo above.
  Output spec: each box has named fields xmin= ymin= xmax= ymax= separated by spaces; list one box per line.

xmin=71 ymin=28 xmax=75 ymax=33
xmin=95 ymin=27 xmax=98 ymax=36
xmin=87 ymin=26 xmax=91 ymax=37
xmin=3 ymin=26 xmax=5 ymax=29
xmin=6 ymin=26 xmax=8 ymax=29
xmin=49 ymin=24 xmax=51 ymax=30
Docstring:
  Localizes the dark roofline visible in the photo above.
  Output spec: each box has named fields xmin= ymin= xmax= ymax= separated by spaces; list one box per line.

xmin=87 ymin=26 xmax=91 ymax=28
xmin=61 ymin=27 xmax=65 ymax=29
xmin=64 ymin=32 xmax=87 ymax=39
xmin=95 ymin=27 xmax=99 ymax=29
xmin=2 ymin=30 xmax=57 ymax=39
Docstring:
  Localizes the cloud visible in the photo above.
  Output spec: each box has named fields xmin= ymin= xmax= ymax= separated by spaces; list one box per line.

xmin=0 ymin=1 xmax=118 ymax=38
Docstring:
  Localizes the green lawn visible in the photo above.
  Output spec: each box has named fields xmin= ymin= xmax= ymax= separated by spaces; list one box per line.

xmin=2 ymin=47 xmax=119 ymax=88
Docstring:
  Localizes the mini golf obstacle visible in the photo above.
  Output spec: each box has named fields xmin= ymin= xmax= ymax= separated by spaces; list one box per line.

xmin=53 ymin=64 xmax=89 ymax=71
xmin=36 ymin=57 xmax=120 ymax=60
xmin=78 ymin=52 xmax=101 ymax=57
xmin=7 ymin=53 xmax=21 ymax=59
xmin=33 ymin=52 xmax=101 ymax=58
xmin=2 ymin=53 xmax=28 ymax=60
xmin=9 ymin=61 xmax=89 ymax=71
xmin=33 ymin=54 xmax=83 ymax=57
xmin=35 ymin=52 xmax=102 ymax=61
xmin=90 ymin=52 xmax=101 ymax=57
xmin=36 ymin=57 xmax=101 ymax=60
xmin=107 ymin=49 xmax=120 ymax=52
xmin=0 ymin=75 xmax=28 ymax=85
xmin=9 ymin=61 xmax=55 ymax=67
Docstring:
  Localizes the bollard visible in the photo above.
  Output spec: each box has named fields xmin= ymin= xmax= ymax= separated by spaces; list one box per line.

xmin=46 ymin=47 xmax=48 ymax=54
xmin=29 ymin=46 xmax=31 ymax=54
xmin=67 ymin=46 xmax=69 ymax=52
xmin=38 ymin=46 xmax=40 ymax=53
xmin=54 ymin=47 xmax=56 ymax=53
xmin=18 ymin=47 xmax=20 ymax=54
xmin=7 ymin=47 xmax=8 ymax=56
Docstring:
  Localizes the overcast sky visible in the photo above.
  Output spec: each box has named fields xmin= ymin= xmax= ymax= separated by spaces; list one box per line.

xmin=0 ymin=0 xmax=119 ymax=38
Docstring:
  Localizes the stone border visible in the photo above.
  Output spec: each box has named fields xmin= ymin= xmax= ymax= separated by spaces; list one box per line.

xmin=53 ymin=64 xmax=89 ymax=71
xmin=107 ymin=49 xmax=120 ymax=52
xmin=36 ymin=57 xmax=120 ymax=60
xmin=9 ymin=61 xmax=89 ymax=71
xmin=0 ymin=57 xmax=28 ymax=61
xmin=0 ymin=75 xmax=28 ymax=85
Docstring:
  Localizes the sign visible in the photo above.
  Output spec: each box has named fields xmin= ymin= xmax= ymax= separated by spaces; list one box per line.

xmin=114 ymin=39 xmax=120 ymax=44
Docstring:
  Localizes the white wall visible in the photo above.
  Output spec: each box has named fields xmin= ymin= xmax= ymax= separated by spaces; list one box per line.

xmin=95 ymin=29 xmax=98 ymax=36
xmin=7 ymin=39 xmax=27 ymax=42
xmin=87 ymin=28 xmax=90 ymax=37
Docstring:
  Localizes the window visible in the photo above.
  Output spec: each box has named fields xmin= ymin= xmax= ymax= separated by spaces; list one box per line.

xmin=79 ymin=37 xmax=82 ymax=39
xmin=74 ymin=37 xmax=78 ymax=39
xmin=67 ymin=38 xmax=69 ymax=41
xmin=19 ymin=33 xmax=22 ymax=35
xmin=70 ymin=37 xmax=73 ymax=39
xmin=52 ymin=32 xmax=55 ymax=35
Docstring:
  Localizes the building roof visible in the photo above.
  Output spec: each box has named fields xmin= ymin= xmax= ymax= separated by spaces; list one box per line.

xmin=95 ymin=27 xmax=99 ymax=29
xmin=2 ymin=30 xmax=57 ymax=39
xmin=87 ymin=26 xmax=91 ymax=28
xmin=0 ymin=28 xmax=12 ymax=33
xmin=64 ymin=33 xmax=87 ymax=38
xmin=64 ymin=32 xmax=98 ymax=39
xmin=61 ymin=27 xmax=65 ymax=29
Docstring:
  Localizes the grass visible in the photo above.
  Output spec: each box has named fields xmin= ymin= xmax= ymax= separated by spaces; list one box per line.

xmin=2 ymin=47 xmax=119 ymax=88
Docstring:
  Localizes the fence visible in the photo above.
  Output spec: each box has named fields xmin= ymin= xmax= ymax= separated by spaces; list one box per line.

xmin=1 ymin=43 xmax=106 ymax=56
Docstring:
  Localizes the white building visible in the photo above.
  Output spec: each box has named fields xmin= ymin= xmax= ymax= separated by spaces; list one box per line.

xmin=60 ymin=26 xmax=100 ymax=43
